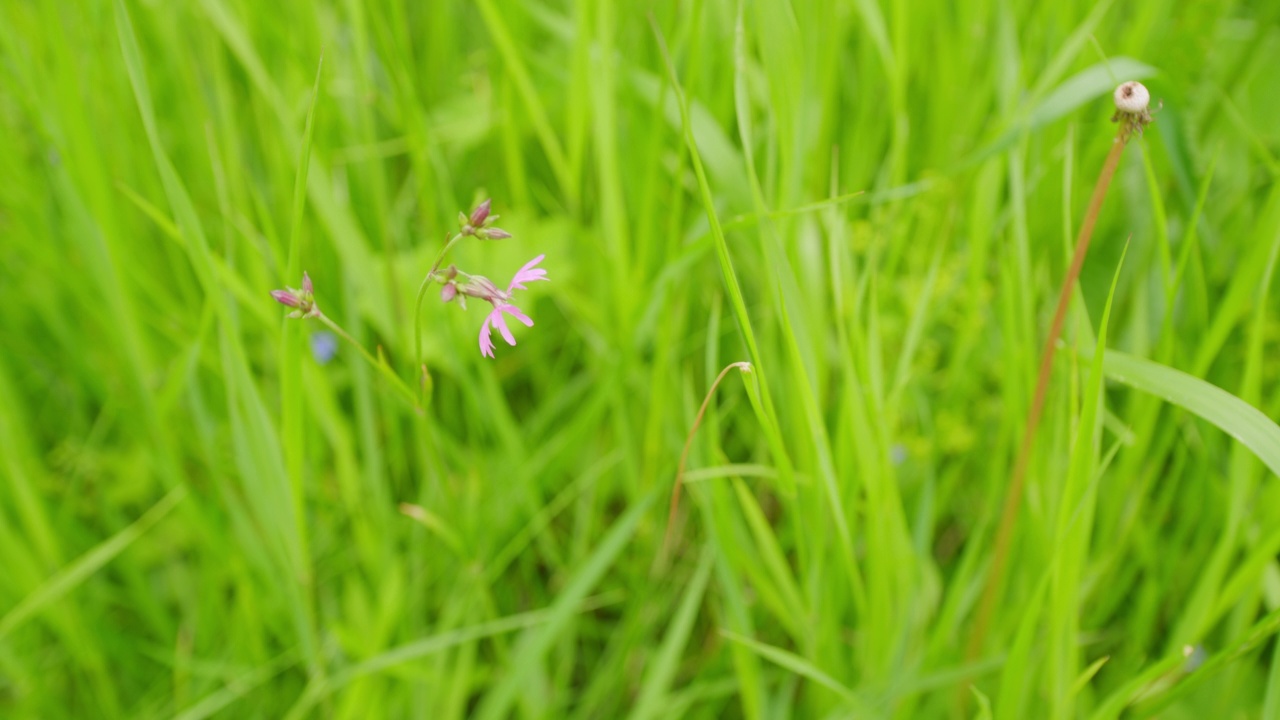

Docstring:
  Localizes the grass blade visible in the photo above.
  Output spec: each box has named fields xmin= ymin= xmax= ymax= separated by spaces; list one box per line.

xmin=0 ymin=488 xmax=185 ymax=642
xmin=719 ymin=630 xmax=879 ymax=716
xmin=1094 ymin=350 xmax=1280 ymax=478
xmin=629 ymin=547 xmax=716 ymax=720
xmin=473 ymin=494 xmax=655 ymax=720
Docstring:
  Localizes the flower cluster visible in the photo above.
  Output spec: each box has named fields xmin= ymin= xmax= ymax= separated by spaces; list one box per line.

xmin=439 ymin=254 xmax=548 ymax=357
xmin=271 ymin=198 xmax=548 ymax=362
xmin=430 ymin=199 xmax=548 ymax=357
xmin=270 ymin=272 xmax=320 ymax=319
xmin=457 ymin=198 xmax=512 ymax=240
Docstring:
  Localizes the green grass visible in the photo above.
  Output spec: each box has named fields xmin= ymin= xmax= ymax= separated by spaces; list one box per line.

xmin=2 ymin=0 xmax=1280 ymax=717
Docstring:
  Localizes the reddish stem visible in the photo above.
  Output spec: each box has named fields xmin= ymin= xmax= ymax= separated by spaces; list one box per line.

xmin=966 ymin=126 xmax=1128 ymax=661
xmin=662 ymin=362 xmax=753 ymax=558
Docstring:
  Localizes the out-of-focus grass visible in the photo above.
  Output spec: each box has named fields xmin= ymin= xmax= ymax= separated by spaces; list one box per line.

xmin=2 ymin=0 xmax=1280 ymax=717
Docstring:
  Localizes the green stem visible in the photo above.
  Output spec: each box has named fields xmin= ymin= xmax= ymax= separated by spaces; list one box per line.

xmin=317 ymin=313 xmax=421 ymax=412
xmin=413 ymin=233 xmax=466 ymax=373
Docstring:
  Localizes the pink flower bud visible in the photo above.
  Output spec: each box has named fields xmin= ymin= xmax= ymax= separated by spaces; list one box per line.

xmin=457 ymin=275 xmax=507 ymax=304
xmin=469 ymin=199 xmax=491 ymax=227
xmin=270 ymin=273 xmax=320 ymax=318
xmin=441 ymin=283 xmax=457 ymax=303
xmin=271 ymin=289 xmax=302 ymax=307
xmin=480 ymin=227 xmax=512 ymax=240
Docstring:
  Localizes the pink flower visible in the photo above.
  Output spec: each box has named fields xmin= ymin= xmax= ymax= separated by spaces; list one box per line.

xmin=506 ymin=254 xmax=547 ymax=293
xmin=474 ymin=255 xmax=548 ymax=358
xmin=479 ymin=304 xmax=534 ymax=358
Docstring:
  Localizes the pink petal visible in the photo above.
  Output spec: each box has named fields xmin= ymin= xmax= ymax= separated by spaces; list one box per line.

xmin=478 ymin=314 xmax=496 ymax=358
xmin=518 ymin=254 xmax=546 ymax=273
xmin=500 ymin=304 xmax=533 ymax=327
xmin=491 ymin=311 xmax=517 ymax=346
xmin=507 ymin=254 xmax=548 ymax=293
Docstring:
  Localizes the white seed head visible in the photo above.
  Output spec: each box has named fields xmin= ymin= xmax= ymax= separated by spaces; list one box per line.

xmin=1114 ymin=81 xmax=1150 ymax=114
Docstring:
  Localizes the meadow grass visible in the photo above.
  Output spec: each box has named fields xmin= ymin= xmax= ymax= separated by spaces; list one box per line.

xmin=2 ymin=0 xmax=1280 ymax=717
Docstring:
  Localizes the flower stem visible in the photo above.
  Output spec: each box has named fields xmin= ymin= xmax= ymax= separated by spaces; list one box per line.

xmin=413 ymin=233 xmax=465 ymax=374
xmin=317 ymin=313 xmax=421 ymax=412
xmin=966 ymin=124 xmax=1129 ymax=661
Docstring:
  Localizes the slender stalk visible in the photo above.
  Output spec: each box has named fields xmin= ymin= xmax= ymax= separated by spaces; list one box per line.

xmin=966 ymin=124 xmax=1129 ymax=660
xmin=317 ymin=313 xmax=422 ymax=412
xmin=413 ymin=233 xmax=465 ymax=371
xmin=661 ymin=362 xmax=753 ymax=560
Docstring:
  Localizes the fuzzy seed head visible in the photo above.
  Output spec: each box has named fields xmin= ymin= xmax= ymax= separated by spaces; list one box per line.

xmin=1114 ymin=81 xmax=1150 ymax=114
xmin=1111 ymin=81 xmax=1158 ymax=142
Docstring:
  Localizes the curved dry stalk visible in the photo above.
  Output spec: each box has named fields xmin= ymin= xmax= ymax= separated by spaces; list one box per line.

xmin=662 ymin=362 xmax=754 ymax=558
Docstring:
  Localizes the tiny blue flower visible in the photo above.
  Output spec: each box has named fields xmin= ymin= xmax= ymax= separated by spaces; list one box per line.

xmin=890 ymin=444 xmax=907 ymax=466
xmin=310 ymin=331 xmax=338 ymax=364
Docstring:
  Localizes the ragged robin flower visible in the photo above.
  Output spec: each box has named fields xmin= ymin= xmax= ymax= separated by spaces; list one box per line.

xmin=440 ymin=255 xmax=548 ymax=358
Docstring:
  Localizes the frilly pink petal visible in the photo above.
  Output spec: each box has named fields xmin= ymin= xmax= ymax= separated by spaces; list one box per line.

xmin=507 ymin=254 xmax=548 ymax=293
xmin=479 ymin=315 xmax=496 ymax=358
xmin=492 ymin=311 xmax=516 ymax=346
xmin=500 ymin=304 xmax=533 ymax=327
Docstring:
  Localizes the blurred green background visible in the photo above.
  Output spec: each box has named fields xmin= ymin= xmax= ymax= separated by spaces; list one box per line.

xmin=3 ymin=0 xmax=1280 ymax=717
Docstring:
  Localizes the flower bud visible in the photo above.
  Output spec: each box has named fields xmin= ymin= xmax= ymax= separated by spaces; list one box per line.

xmin=270 ymin=272 xmax=321 ymax=319
xmin=441 ymin=282 xmax=458 ymax=303
xmin=457 ymin=275 xmax=507 ymax=304
xmin=271 ymin=290 xmax=302 ymax=308
xmin=469 ymin=199 xmax=491 ymax=227
xmin=480 ymin=227 xmax=512 ymax=240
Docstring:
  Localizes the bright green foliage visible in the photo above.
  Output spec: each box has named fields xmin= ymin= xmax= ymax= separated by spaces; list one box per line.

xmin=2 ymin=0 xmax=1280 ymax=717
